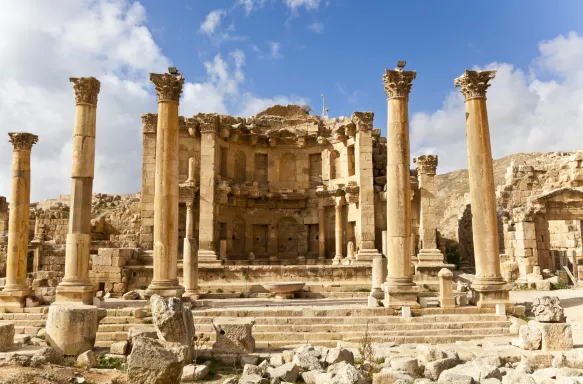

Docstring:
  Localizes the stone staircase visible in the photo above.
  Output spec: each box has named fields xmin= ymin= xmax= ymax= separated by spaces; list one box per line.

xmin=0 ymin=304 xmax=512 ymax=350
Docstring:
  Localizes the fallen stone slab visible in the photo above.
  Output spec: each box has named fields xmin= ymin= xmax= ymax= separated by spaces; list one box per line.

xmin=239 ymin=374 xmax=268 ymax=384
xmin=512 ymin=325 xmax=542 ymax=350
xmin=77 ymin=350 xmax=98 ymax=368
xmin=181 ymin=364 xmax=209 ymax=382
xmin=126 ymin=337 xmax=188 ymax=384
xmin=529 ymin=321 xmax=573 ymax=351
xmin=424 ymin=357 xmax=459 ymax=381
xmin=0 ymin=322 xmax=15 ymax=351
xmin=267 ymin=362 xmax=299 ymax=382
xmin=325 ymin=347 xmax=354 ymax=365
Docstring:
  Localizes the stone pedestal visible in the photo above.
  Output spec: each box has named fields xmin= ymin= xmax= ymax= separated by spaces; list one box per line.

xmin=146 ymin=71 xmax=185 ymax=298
xmin=455 ymin=70 xmax=509 ymax=308
xmin=529 ymin=320 xmax=573 ymax=351
xmin=382 ymin=65 xmax=419 ymax=309
xmin=0 ymin=133 xmax=38 ymax=308
xmin=56 ymin=77 xmax=100 ymax=305
xmin=212 ymin=317 xmax=256 ymax=354
xmin=437 ymin=268 xmax=455 ymax=308
xmin=413 ymin=155 xmax=455 ymax=287
xmin=46 ymin=304 xmax=106 ymax=355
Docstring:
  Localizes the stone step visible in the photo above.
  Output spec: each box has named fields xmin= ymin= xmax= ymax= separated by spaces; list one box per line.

xmin=191 ymin=314 xmax=508 ymax=325
xmin=190 ymin=307 xmax=495 ymax=317
xmin=0 ymin=313 xmax=46 ymax=321
xmin=14 ymin=326 xmax=41 ymax=335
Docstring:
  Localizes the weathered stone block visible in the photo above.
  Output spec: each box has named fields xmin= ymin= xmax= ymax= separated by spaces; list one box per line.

xmin=45 ymin=304 xmax=106 ymax=355
xmin=126 ymin=337 xmax=187 ymax=384
xmin=212 ymin=317 xmax=255 ymax=354
xmin=0 ymin=322 xmax=15 ymax=351
xmin=512 ymin=325 xmax=542 ymax=350
xmin=529 ymin=321 xmax=573 ymax=351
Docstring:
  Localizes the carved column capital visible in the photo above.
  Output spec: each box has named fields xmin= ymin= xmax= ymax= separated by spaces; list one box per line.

xmin=414 ymin=154 xmax=438 ymax=175
xmin=150 ymin=72 xmax=184 ymax=102
xmin=454 ymin=70 xmax=496 ymax=101
xmin=69 ymin=77 xmax=101 ymax=106
xmin=351 ymin=112 xmax=374 ymax=131
xmin=383 ymin=68 xmax=416 ymax=99
xmin=141 ymin=113 xmax=158 ymax=133
xmin=186 ymin=200 xmax=194 ymax=210
xmin=8 ymin=132 xmax=38 ymax=151
xmin=198 ymin=114 xmax=220 ymax=133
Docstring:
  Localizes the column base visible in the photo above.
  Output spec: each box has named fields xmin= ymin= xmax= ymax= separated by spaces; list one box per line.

xmin=417 ymin=249 xmax=445 ymax=264
xmin=55 ymin=283 xmax=94 ymax=305
xmin=0 ymin=287 xmax=32 ymax=308
xmin=145 ymin=280 xmax=185 ymax=298
xmin=471 ymin=278 xmax=510 ymax=308
xmin=332 ymin=256 xmax=343 ymax=266
xmin=183 ymin=290 xmax=200 ymax=300
xmin=198 ymin=250 xmax=222 ymax=265
xmin=367 ymin=295 xmax=381 ymax=307
xmin=382 ymin=283 xmax=420 ymax=309
xmin=355 ymin=249 xmax=381 ymax=264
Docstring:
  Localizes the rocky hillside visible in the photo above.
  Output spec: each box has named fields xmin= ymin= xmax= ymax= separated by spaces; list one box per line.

xmin=435 ymin=152 xmax=548 ymax=242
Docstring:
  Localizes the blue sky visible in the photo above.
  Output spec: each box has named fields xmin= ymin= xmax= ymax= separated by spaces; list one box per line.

xmin=1 ymin=0 xmax=583 ymax=200
xmin=141 ymin=0 xmax=583 ymax=124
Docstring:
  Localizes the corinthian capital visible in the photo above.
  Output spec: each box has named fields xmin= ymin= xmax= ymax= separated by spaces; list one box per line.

xmin=414 ymin=154 xmax=438 ymax=175
xmin=351 ymin=112 xmax=374 ymax=131
xmin=141 ymin=113 xmax=158 ymax=133
xmin=8 ymin=132 xmax=38 ymax=151
xmin=454 ymin=70 xmax=496 ymax=100
xmin=383 ymin=68 xmax=416 ymax=99
xmin=69 ymin=77 xmax=101 ymax=105
xmin=150 ymin=72 xmax=184 ymax=102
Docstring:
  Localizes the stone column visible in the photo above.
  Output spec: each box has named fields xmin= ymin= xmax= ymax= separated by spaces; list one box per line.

xmin=352 ymin=112 xmax=382 ymax=263
xmin=0 ymin=197 xmax=8 ymax=238
xmin=198 ymin=114 xmax=221 ymax=264
xmin=382 ymin=65 xmax=419 ymax=308
xmin=183 ymin=200 xmax=199 ymax=299
xmin=414 ymin=155 xmax=454 ymax=286
xmin=146 ymin=71 xmax=185 ymax=298
xmin=332 ymin=197 xmax=345 ymax=265
xmin=318 ymin=204 xmax=326 ymax=261
xmin=0 ymin=133 xmax=38 ymax=307
xmin=454 ymin=70 xmax=509 ymax=307
xmin=55 ymin=77 xmax=100 ymax=305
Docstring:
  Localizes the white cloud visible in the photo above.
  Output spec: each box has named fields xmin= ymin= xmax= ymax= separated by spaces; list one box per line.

xmin=410 ymin=32 xmax=583 ymax=175
xmin=236 ymin=0 xmax=266 ymax=15
xmin=252 ymin=41 xmax=283 ymax=60
xmin=0 ymin=0 xmax=305 ymax=201
xmin=335 ymin=83 xmax=362 ymax=104
xmin=284 ymin=0 xmax=320 ymax=11
xmin=200 ymin=9 xmax=226 ymax=35
xmin=307 ymin=21 xmax=324 ymax=33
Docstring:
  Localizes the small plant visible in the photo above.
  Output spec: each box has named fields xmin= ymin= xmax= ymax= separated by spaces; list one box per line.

xmin=358 ymin=321 xmax=376 ymax=379
xmin=242 ymin=269 xmax=250 ymax=281
xmin=216 ymin=288 xmax=224 ymax=293
xmin=192 ymin=332 xmax=211 ymax=369
xmin=354 ymin=288 xmax=370 ymax=293
xmin=143 ymin=319 xmax=153 ymax=324
xmin=551 ymin=282 xmax=569 ymax=291
xmin=63 ymin=356 xmax=77 ymax=366
xmin=98 ymin=354 xmax=125 ymax=370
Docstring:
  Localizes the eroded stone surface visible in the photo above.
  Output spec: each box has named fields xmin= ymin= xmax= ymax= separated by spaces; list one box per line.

xmin=126 ymin=337 xmax=188 ymax=384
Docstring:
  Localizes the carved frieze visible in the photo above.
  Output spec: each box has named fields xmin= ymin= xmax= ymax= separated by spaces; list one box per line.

xmin=69 ymin=77 xmax=101 ymax=105
xmin=352 ymin=112 xmax=374 ymax=132
xmin=8 ymin=132 xmax=38 ymax=151
xmin=454 ymin=70 xmax=496 ymax=100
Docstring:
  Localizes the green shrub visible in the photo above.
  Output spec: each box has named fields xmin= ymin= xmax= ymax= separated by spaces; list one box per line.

xmin=446 ymin=245 xmax=461 ymax=270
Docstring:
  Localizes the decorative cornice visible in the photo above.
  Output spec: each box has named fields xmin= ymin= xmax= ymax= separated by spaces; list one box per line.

xmin=8 ymin=132 xmax=38 ymax=151
xmin=352 ymin=112 xmax=374 ymax=131
xmin=141 ymin=113 xmax=157 ymax=133
xmin=150 ymin=72 xmax=184 ymax=102
xmin=454 ymin=70 xmax=496 ymax=100
xmin=383 ymin=68 xmax=416 ymax=99
xmin=414 ymin=154 xmax=438 ymax=175
xmin=69 ymin=77 xmax=100 ymax=105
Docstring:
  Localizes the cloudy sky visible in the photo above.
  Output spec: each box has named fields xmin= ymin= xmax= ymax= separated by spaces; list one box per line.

xmin=0 ymin=0 xmax=582 ymax=201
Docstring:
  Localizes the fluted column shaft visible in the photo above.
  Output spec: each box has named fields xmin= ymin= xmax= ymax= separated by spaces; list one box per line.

xmin=183 ymin=201 xmax=198 ymax=298
xmin=146 ymin=71 xmax=185 ymax=298
xmin=56 ymin=77 xmax=100 ymax=305
xmin=455 ymin=70 xmax=508 ymax=307
xmin=0 ymin=133 xmax=38 ymax=306
xmin=333 ymin=199 xmax=344 ymax=264
xmin=318 ymin=204 xmax=326 ymax=260
xmin=382 ymin=66 xmax=419 ymax=308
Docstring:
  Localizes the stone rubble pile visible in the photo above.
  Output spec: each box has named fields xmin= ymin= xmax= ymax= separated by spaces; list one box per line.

xmin=230 ymin=342 xmax=583 ymax=384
